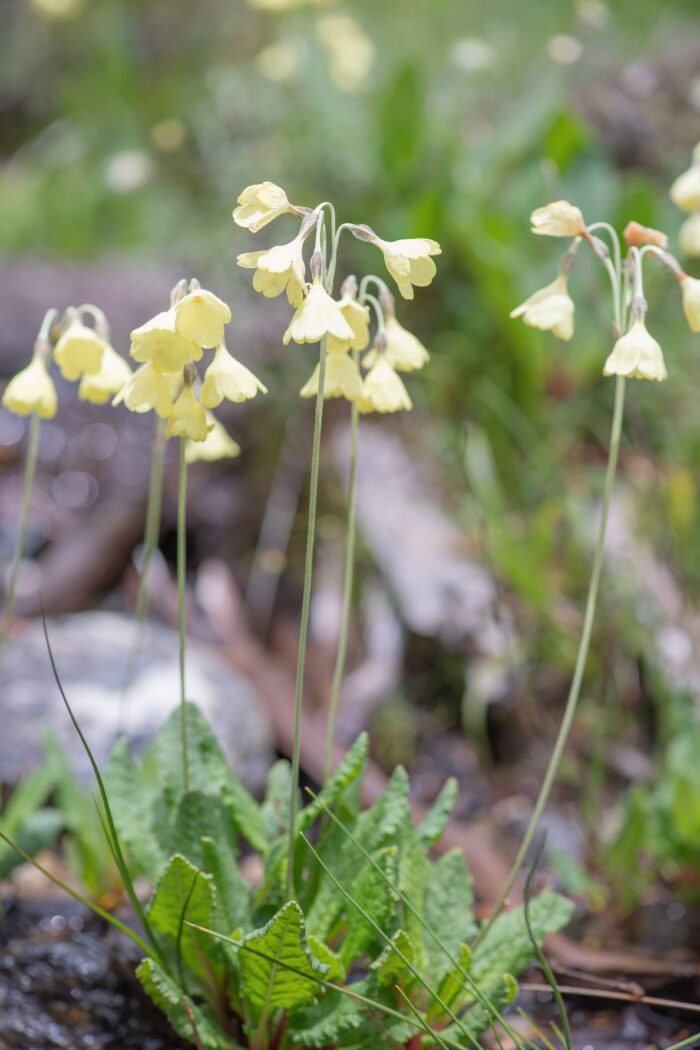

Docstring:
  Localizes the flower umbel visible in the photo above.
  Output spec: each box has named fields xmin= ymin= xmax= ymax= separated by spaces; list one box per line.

xmin=2 ymin=356 xmax=57 ymax=419
xmin=233 ymin=182 xmax=293 ymax=231
xmin=603 ymin=318 xmax=667 ymax=381
xmin=510 ymin=273 xmax=575 ymax=341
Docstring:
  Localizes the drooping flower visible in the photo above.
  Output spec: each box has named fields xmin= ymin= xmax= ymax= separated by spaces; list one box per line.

xmin=283 ymin=276 xmax=355 ymax=346
xmin=680 ymin=275 xmax=700 ymax=332
xmin=373 ymin=237 xmax=442 ymax=300
xmin=130 ymin=309 xmax=202 ymax=373
xmin=233 ymin=182 xmax=292 ymax=232
xmin=510 ymin=274 xmax=575 ymax=341
xmin=364 ymin=315 xmax=429 ymax=371
xmin=2 ymin=356 xmax=57 ymax=419
xmin=300 ymin=351 xmax=364 ymax=401
xmin=113 ymin=361 xmax=174 ymax=418
xmin=327 ymin=293 xmax=371 ymax=354
xmin=603 ymin=319 xmax=667 ymax=381
xmin=186 ymin=414 xmax=241 ymax=464
xmin=173 ymin=289 xmax=231 ymax=349
xmin=359 ymin=357 xmax=412 ymax=413
xmin=530 ymin=200 xmax=586 ymax=237
xmin=200 ymin=344 xmax=268 ymax=408
xmin=78 ymin=345 xmax=132 ymax=404
xmin=670 ymin=166 xmax=700 ymax=213
xmin=166 ymin=384 xmax=212 ymax=441
xmin=237 ymin=235 xmax=306 ymax=307
xmin=679 ymin=212 xmax=700 ymax=257
xmin=53 ymin=319 xmax=108 ymax=380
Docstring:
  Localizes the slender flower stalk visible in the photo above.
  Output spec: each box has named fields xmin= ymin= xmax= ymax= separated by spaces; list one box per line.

xmin=177 ymin=435 xmax=189 ymax=792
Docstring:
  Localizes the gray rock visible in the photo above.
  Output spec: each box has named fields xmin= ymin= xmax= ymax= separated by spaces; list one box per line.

xmin=0 ymin=611 xmax=274 ymax=793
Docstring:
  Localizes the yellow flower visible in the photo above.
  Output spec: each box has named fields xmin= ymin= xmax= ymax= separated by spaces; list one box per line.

xmin=200 ymin=344 xmax=268 ymax=408
xmin=510 ymin=274 xmax=574 ymax=341
xmin=300 ymin=352 xmax=364 ymax=401
xmin=374 ymin=237 xmax=442 ymax=300
xmin=364 ymin=315 xmax=429 ymax=371
xmin=174 ymin=289 xmax=231 ymax=349
xmin=283 ymin=277 xmax=355 ymax=346
xmin=603 ymin=319 xmax=667 ymax=381
xmin=233 ymin=182 xmax=291 ymax=231
xmin=530 ymin=200 xmax=586 ymax=237
xmin=358 ymin=358 xmax=412 ymax=414
xmin=166 ymin=384 xmax=212 ymax=442
xmin=53 ymin=320 xmax=108 ymax=381
xmin=186 ymin=414 xmax=241 ymax=464
xmin=680 ymin=275 xmax=700 ymax=332
xmin=237 ymin=235 xmax=306 ymax=308
xmin=2 ymin=356 xmax=57 ymax=419
xmin=327 ymin=294 xmax=371 ymax=354
xmin=679 ymin=211 xmax=700 ymax=257
xmin=670 ymin=166 xmax=700 ymax=213
xmin=130 ymin=309 xmax=202 ymax=373
xmin=78 ymin=345 xmax=132 ymax=404
xmin=113 ymin=361 xmax=174 ymax=418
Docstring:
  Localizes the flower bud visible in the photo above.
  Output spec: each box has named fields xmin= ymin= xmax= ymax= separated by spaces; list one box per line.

xmin=530 ymin=200 xmax=585 ymax=237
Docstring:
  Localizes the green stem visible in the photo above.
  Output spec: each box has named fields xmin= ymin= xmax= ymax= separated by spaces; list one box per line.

xmin=474 ymin=374 xmax=627 ymax=946
xmin=324 ymin=388 xmax=359 ymax=782
xmin=136 ymin=417 xmax=166 ymax=622
xmin=286 ymin=336 xmax=328 ymax=896
xmin=178 ymin=436 xmax=189 ymax=793
xmin=0 ymin=412 xmax=41 ymax=671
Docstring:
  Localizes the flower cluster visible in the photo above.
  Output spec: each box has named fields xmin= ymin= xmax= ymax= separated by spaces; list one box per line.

xmin=670 ymin=140 xmax=700 ymax=258
xmin=234 ymin=181 xmax=439 ymax=413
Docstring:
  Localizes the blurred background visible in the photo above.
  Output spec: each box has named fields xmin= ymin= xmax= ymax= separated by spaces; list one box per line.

xmin=3 ymin=0 xmax=700 ymax=956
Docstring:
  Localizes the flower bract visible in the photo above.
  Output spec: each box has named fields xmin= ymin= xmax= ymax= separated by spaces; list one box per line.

xmin=510 ymin=274 xmax=574 ymax=341
xmin=233 ymin=182 xmax=291 ymax=231
xmin=130 ymin=309 xmax=202 ymax=372
xmin=283 ymin=278 xmax=355 ymax=345
xmin=374 ymin=237 xmax=442 ymax=300
xmin=174 ymin=290 xmax=232 ymax=349
xmin=200 ymin=344 xmax=268 ymax=408
xmin=530 ymin=200 xmax=586 ymax=237
xmin=53 ymin=320 xmax=108 ymax=381
xmin=78 ymin=345 xmax=132 ymax=404
xmin=186 ymin=414 xmax=241 ymax=464
xmin=603 ymin=318 xmax=667 ymax=381
xmin=113 ymin=361 xmax=174 ymax=418
xmin=300 ymin=351 xmax=364 ymax=401
xmin=237 ymin=235 xmax=306 ymax=307
xmin=359 ymin=357 xmax=412 ymax=413
xmin=2 ymin=356 xmax=57 ymax=419
xmin=166 ymin=384 xmax=212 ymax=441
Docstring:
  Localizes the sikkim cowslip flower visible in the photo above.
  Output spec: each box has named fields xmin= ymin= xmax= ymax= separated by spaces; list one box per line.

xmin=130 ymin=309 xmax=202 ymax=373
xmin=174 ymin=289 xmax=232 ymax=349
xmin=2 ymin=356 xmax=57 ymax=419
xmin=670 ymin=166 xmax=700 ymax=213
xmin=510 ymin=274 xmax=575 ymax=341
xmin=680 ymin=212 xmax=700 ymax=257
xmin=283 ymin=276 xmax=355 ymax=346
xmin=364 ymin=314 xmax=429 ymax=371
xmin=680 ymin=275 xmax=700 ymax=332
xmin=374 ymin=237 xmax=442 ymax=301
xmin=300 ymin=352 xmax=364 ymax=401
xmin=166 ymin=384 xmax=211 ymax=442
xmin=359 ymin=357 xmax=412 ymax=414
xmin=233 ymin=182 xmax=292 ymax=231
xmin=237 ymin=235 xmax=307 ymax=308
xmin=530 ymin=200 xmax=586 ymax=237
xmin=200 ymin=344 xmax=268 ymax=408
xmin=78 ymin=345 xmax=132 ymax=404
xmin=327 ymin=293 xmax=371 ymax=354
xmin=603 ymin=319 xmax=667 ymax=382
xmin=186 ymin=414 xmax=241 ymax=464
xmin=53 ymin=320 xmax=108 ymax=381
xmin=113 ymin=361 xmax=174 ymax=418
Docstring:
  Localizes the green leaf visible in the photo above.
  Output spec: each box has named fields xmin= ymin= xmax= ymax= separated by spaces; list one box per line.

xmin=371 ymin=928 xmax=414 ymax=987
xmin=238 ymin=900 xmax=328 ymax=1022
xmin=423 ymin=850 xmax=478 ymax=984
xmin=437 ymin=972 xmax=517 ymax=1044
xmin=339 ymin=846 xmax=398 ymax=969
xmin=306 ymin=936 xmax=345 ymax=982
xmin=262 ymin=759 xmax=296 ymax=841
xmin=147 ymin=853 xmax=215 ymax=981
xmin=416 ymin=778 xmax=458 ymax=847
xmin=202 ymin=836 xmax=251 ymax=933
xmin=137 ymin=957 xmax=236 ymax=1049
xmin=286 ymin=982 xmax=369 ymax=1047
xmin=298 ymin=733 xmax=369 ymax=832
xmin=426 ymin=942 xmax=471 ymax=1022
xmin=103 ymin=736 xmax=165 ymax=881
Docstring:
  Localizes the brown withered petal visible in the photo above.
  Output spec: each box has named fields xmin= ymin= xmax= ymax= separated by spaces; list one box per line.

xmin=622 ymin=221 xmax=668 ymax=251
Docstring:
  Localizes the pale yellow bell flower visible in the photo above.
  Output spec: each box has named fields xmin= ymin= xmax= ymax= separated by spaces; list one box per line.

xmin=130 ymin=309 xmax=202 ymax=373
xmin=680 ymin=275 xmax=700 ymax=332
xmin=233 ymin=182 xmax=291 ymax=232
xmin=670 ymin=166 xmax=700 ymax=213
xmin=200 ymin=344 xmax=267 ymax=408
xmin=679 ymin=211 xmax=700 ymax=257
xmin=113 ymin=361 xmax=174 ymax=418
xmin=237 ymin=235 xmax=306 ymax=308
xmin=327 ymin=295 xmax=371 ymax=353
xmin=2 ymin=356 xmax=57 ymax=419
xmin=363 ymin=315 xmax=429 ymax=371
xmin=300 ymin=351 xmax=364 ymax=401
xmin=78 ymin=345 xmax=132 ymax=404
xmin=603 ymin=319 xmax=667 ymax=381
xmin=510 ymin=274 xmax=575 ymax=341
xmin=283 ymin=277 xmax=355 ymax=346
xmin=358 ymin=357 xmax=412 ymax=414
xmin=53 ymin=320 xmax=108 ymax=381
xmin=173 ymin=289 xmax=231 ymax=349
xmin=186 ymin=413 xmax=241 ymax=464
xmin=166 ymin=384 xmax=212 ymax=442
xmin=374 ymin=237 xmax=442 ymax=300
xmin=530 ymin=200 xmax=586 ymax=237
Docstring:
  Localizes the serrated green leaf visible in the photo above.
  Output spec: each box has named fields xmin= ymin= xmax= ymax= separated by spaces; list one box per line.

xmin=423 ymin=850 xmax=478 ymax=984
xmin=261 ymin=759 xmax=296 ymax=842
xmin=103 ymin=736 xmax=165 ymax=881
xmin=306 ymin=936 xmax=345 ymax=982
xmin=416 ymin=778 xmax=458 ymax=847
xmin=426 ymin=942 xmax=471 ymax=1022
xmin=354 ymin=765 xmax=412 ymax=854
xmin=436 ymin=971 xmax=515 ymax=1044
xmin=298 ymin=733 xmax=369 ymax=832
xmin=202 ymin=836 xmax=251 ymax=933
xmin=371 ymin=928 xmax=414 ymax=987
xmin=339 ymin=846 xmax=399 ymax=969
xmin=147 ymin=853 xmax=215 ymax=981
xmin=286 ymin=984 xmax=367 ymax=1046
xmin=136 ymin=957 xmax=236 ymax=1049
xmin=238 ymin=900 xmax=328 ymax=1022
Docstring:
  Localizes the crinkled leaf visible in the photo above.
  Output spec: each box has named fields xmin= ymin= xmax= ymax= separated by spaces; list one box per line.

xmin=136 ymin=957 xmax=235 ymax=1049
xmin=306 ymin=936 xmax=345 ymax=982
xmin=297 ymin=732 xmax=369 ymax=832
xmin=147 ymin=852 xmax=215 ymax=981
xmin=437 ymin=972 xmax=518 ymax=1044
xmin=103 ymin=736 xmax=165 ymax=880
xmin=202 ymin=835 xmax=251 ymax=933
xmin=416 ymin=777 xmax=458 ymax=847
xmin=426 ymin=942 xmax=471 ymax=1022
xmin=339 ymin=845 xmax=399 ymax=968
xmin=261 ymin=760 xmax=296 ymax=842
xmin=371 ymin=928 xmax=414 ymax=987
xmin=423 ymin=849 xmax=478 ymax=984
